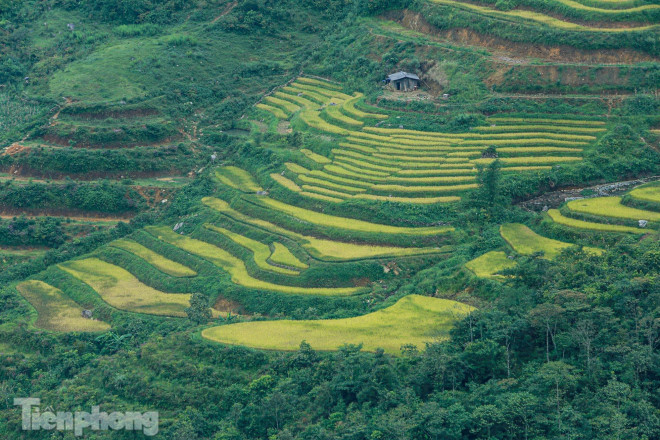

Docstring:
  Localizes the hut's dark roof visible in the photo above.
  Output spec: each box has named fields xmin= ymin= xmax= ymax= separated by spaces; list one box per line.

xmin=387 ymin=71 xmax=420 ymax=81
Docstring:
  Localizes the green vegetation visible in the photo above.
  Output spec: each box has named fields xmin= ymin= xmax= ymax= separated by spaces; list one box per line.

xmin=16 ymin=280 xmax=111 ymax=332
xmin=203 ymin=294 xmax=475 ymax=354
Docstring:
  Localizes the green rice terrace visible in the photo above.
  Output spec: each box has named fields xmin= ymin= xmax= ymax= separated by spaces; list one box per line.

xmin=0 ymin=0 xmax=659 ymax=438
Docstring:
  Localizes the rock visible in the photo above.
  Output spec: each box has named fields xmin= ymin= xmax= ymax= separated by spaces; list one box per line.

xmin=639 ymin=220 xmax=648 ymax=228
xmin=256 ymin=190 xmax=269 ymax=196
xmin=81 ymin=310 xmax=93 ymax=319
xmin=173 ymin=222 xmax=184 ymax=231
xmin=542 ymin=205 xmax=549 ymax=212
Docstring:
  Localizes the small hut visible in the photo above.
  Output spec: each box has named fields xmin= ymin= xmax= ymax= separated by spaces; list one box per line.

xmin=385 ymin=72 xmax=420 ymax=92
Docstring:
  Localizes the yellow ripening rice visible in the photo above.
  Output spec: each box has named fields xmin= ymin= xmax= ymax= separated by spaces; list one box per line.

xmin=371 ymin=183 xmax=478 ymax=193
xmin=341 ymin=94 xmax=388 ymax=120
xmin=256 ymin=103 xmax=288 ymax=120
xmin=500 ymin=223 xmax=603 ymax=260
xmin=298 ymin=174 xmax=368 ymax=193
xmin=474 ymin=125 xmax=605 ymax=134
xmin=291 ymin=82 xmax=351 ymax=100
xmin=465 ymin=251 xmax=517 ymax=279
xmin=148 ymin=226 xmax=360 ymax=296
xmin=396 ymin=167 xmax=476 ymax=176
xmin=428 ymin=0 xmax=659 ymax=32
xmin=333 ymin=156 xmax=401 ymax=172
xmin=460 ymin=138 xmax=589 ymax=147
xmin=296 ymin=77 xmax=342 ymax=90
xmin=263 ymin=96 xmax=300 ymax=114
xmin=205 ymin=224 xmax=300 ymax=276
xmin=271 ymin=173 xmax=302 ymax=192
xmin=273 ymin=91 xmax=318 ymax=108
xmin=270 ymin=243 xmax=308 ymax=270
xmin=385 ymin=173 xmax=477 ymax=184
xmin=202 ymin=197 xmax=444 ymax=260
xmin=282 ymin=86 xmax=330 ymax=105
xmin=547 ymin=209 xmax=646 ymax=233
xmin=285 ymin=162 xmax=310 ymax=174
xmin=487 ymin=117 xmax=605 ymax=126
xmin=373 ymin=153 xmax=448 ymax=163
xmin=202 ymin=294 xmax=475 ymax=355
xmin=566 ymin=197 xmax=660 ymax=222
xmin=396 ymin=132 xmax=597 ymax=141
xmin=254 ymin=197 xmax=454 ymax=235
xmin=300 ymin=191 xmax=344 ymax=203
xmin=629 ymin=183 xmax=660 ymax=204
xmin=300 ymin=109 xmax=350 ymax=135
xmin=16 ymin=280 xmax=111 ymax=332
xmin=497 ymin=147 xmax=583 ymax=154
xmin=354 ymin=194 xmax=461 ymax=204
xmin=327 ymin=160 xmax=391 ymax=177
xmin=472 ymin=156 xmax=582 ymax=165
xmin=59 ymin=258 xmax=192 ymax=317
xmin=324 ymin=104 xmax=364 ymax=128
xmin=215 ymin=166 xmax=263 ymax=192
xmin=324 ymin=164 xmax=389 ymax=179
xmin=308 ymin=170 xmax=373 ymax=188
xmin=110 ymin=239 xmax=197 ymax=277
xmin=338 ymin=142 xmax=377 ymax=154
xmin=302 ymin=185 xmax=351 ymax=199
xmin=301 ymin=149 xmax=331 ymax=164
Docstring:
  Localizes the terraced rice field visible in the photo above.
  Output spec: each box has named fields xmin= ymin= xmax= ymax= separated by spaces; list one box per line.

xmin=202 ymin=197 xmax=444 ymax=260
xmin=252 ymin=197 xmax=454 ymax=235
xmin=629 ymin=183 xmax=660 ymax=204
xmin=147 ymin=226 xmax=361 ymax=296
xmin=428 ymin=0 xmax=659 ymax=31
xmin=202 ymin=294 xmax=475 ymax=354
xmin=110 ymin=239 xmax=197 ymax=277
xmin=204 ymin=224 xmax=301 ymax=275
xmin=566 ymin=197 xmax=660 ymax=223
xmin=465 ymin=251 xmax=517 ymax=279
xmin=215 ymin=166 xmax=263 ymax=192
xmin=547 ymin=209 xmax=647 ymax=233
xmin=59 ymin=258 xmax=193 ymax=316
xmin=260 ymin=77 xmax=603 ymax=204
xmin=16 ymin=280 xmax=111 ymax=332
xmin=500 ymin=223 xmax=603 ymax=259
xmin=270 ymin=243 xmax=308 ymax=270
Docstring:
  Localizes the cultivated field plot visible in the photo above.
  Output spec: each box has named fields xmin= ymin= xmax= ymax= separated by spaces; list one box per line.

xmin=59 ymin=258 xmax=192 ymax=316
xmin=628 ymin=182 xmax=660 ymax=204
xmin=428 ymin=0 xmax=660 ymax=31
xmin=202 ymin=197 xmax=445 ymax=260
xmin=566 ymin=197 xmax=660 ymax=224
xmin=465 ymin=251 xmax=517 ymax=279
xmin=215 ymin=166 xmax=264 ymax=193
xmin=16 ymin=280 xmax=111 ymax=332
xmin=500 ymin=223 xmax=603 ymax=259
xmin=202 ymin=294 xmax=475 ymax=354
xmin=147 ymin=226 xmax=362 ymax=296
xmin=110 ymin=239 xmax=197 ymax=277
xmin=259 ymin=77 xmax=604 ymax=204
xmin=547 ymin=209 xmax=647 ymax=233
